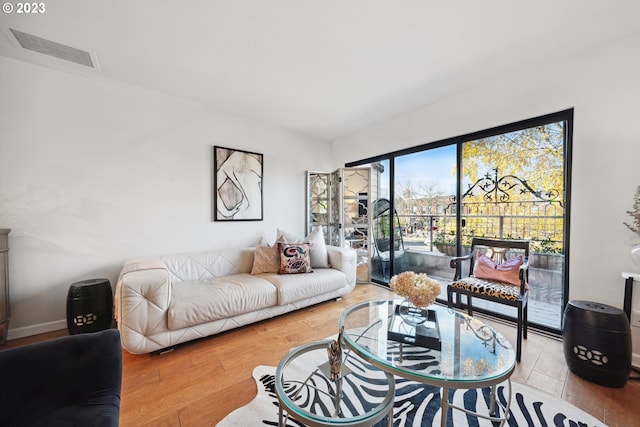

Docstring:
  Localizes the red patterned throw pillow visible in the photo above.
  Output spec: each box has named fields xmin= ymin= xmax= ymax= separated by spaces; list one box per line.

xmin=278 ymin=243 xmax=313 ymax=274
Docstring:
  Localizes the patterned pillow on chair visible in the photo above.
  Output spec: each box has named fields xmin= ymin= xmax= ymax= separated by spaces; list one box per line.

xmin=473 ymin=252 xmax=523 ymax=286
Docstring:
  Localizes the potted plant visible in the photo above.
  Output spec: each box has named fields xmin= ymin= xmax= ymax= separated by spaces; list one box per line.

xmin=624 ymin=185 xmax=640 ymax=267
xmin=530 ymin=238 xmax=563 ymax=270
xmin=433 ymin=231 xmax=457 ymax=255
xmin=432 ymin=231 xmax=472 ymax=255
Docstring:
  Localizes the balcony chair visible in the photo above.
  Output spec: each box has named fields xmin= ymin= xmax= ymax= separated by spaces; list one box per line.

xmin=447 ymin=238 xmax=530 ymax=362
xmin=0 ymin=329 xmax=122 ymax=427
xmin=371 ymin=198 xmax=405 ymax=279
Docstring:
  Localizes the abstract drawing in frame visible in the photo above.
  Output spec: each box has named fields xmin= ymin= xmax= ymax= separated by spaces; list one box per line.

xmin=214 ymin=146 xmax=263 ymax=221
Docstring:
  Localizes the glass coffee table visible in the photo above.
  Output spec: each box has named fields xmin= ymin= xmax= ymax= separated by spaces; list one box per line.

xmin=338 ymin=299 xmax=516 ymax=427
xmin=275 ymin=339 xmax=395 ymax=427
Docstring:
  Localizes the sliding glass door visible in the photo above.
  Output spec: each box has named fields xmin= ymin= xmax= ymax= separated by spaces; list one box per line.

xmin=348 ymin=110 xmax=572 ymax=333
xmin=460 ymin=122 xmax=567 ymax=329
xmin=389 ymin=146 xmax=457 ymax=301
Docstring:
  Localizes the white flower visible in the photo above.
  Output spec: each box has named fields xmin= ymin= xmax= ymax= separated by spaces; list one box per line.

xmin=390 ymin=271 xmax=441 ymax=308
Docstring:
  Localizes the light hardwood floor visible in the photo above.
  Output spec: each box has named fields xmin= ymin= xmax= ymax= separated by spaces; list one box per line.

xmin=4 ymin=283 xmax=640 ymax=426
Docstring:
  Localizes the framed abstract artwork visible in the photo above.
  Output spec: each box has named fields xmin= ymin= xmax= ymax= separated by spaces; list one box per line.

xmin=214 ymin=146 xmax=264 ymax=221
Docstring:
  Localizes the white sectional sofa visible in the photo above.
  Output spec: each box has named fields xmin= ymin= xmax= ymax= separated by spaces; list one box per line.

xmin=115 ymin=245 xmax=356 ymax=354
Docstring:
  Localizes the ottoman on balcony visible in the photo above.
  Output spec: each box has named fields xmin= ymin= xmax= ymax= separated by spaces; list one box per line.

xmin=562 ymin=300 xmax=631 ymax=387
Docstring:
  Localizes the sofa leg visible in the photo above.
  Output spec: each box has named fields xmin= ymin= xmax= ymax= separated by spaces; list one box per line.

xmin=158 ymin=347 xmax=175 ymax=355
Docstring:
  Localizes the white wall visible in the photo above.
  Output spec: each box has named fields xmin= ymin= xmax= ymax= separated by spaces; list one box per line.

xmin=332 ymin=33 xmax=640 ymax=364
xmin=0 ymin=57 xmax=331 ymax=338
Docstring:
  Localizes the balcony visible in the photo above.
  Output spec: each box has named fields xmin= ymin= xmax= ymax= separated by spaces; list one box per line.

xmin=371 ymin=211 xmax=565 ymax=330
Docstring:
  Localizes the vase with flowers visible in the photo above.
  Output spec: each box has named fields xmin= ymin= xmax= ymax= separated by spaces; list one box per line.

xmin=390 ymin=271 xmax=441 ymax=326
xmin=624 ymin=185 xmax=640 ymax=268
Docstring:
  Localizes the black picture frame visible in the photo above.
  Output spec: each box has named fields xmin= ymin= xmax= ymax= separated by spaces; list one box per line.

xmin=214 ymin=146 xmax=263 ymax=221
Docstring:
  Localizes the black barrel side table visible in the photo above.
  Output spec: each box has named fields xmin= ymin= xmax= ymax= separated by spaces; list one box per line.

xmin=66 ymin=278 xmax=113 ymax=334
xmin=563 ymin=300 xmax=631 ymax=387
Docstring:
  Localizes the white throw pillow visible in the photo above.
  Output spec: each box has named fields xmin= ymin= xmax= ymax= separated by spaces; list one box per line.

xmin=255 ymin=236 xmax=272 ymax=247
xmin=304 ymin=226 xmax=330 ymax=268
xmin=275 ymin=228 xmax=303 ymax=244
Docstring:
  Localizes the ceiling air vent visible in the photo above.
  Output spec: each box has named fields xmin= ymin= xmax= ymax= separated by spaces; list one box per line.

xmin=10 ymin=28 xmax=95 ymax=68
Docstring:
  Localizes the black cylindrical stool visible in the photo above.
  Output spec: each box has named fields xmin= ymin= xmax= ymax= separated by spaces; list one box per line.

xmin=562 ymin=300 xmax=631 ymax=388
xmin=66 ymin=278 xmax=113 ymax=335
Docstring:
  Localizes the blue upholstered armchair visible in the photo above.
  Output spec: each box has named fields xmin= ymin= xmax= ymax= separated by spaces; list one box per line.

xmin=0 ymin=329 xmax=122 ymax=427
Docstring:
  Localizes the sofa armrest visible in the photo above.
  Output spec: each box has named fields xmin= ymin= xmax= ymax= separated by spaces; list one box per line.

xmin=0 ymin=329 xmax=122 ymax=426
xmin=326 ymin=245 xmax=357 ymax=287
xmin=115 ymin=259 xmax=171 ymax=352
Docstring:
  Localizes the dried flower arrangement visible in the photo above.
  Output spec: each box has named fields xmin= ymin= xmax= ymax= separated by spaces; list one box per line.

xmin=389 ymin=271 xmax=441 ymax=308
xmin=624 ymin=185 xmax=640 ymax=237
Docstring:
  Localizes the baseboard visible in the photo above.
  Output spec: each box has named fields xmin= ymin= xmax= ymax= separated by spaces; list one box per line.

xmin=7 ymin=319 xmax=67 ymax=340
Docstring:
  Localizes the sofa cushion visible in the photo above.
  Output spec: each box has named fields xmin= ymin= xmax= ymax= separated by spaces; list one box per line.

xmin=162 ymin=250 xmax=254 ymax=282
xmin=262 ymin=268 xmax=345 ymax=305
xmin=278 ymin=243 xmax=313 ymax=274
xmin=167 ymin=273 xmax=277 ymax=330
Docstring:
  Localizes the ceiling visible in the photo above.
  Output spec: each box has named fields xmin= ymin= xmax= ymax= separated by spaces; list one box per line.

xmin=1 ymin=0 xmax=640 ymax=141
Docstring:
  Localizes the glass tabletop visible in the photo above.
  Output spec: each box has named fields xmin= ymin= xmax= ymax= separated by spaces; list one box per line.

xmin=338 ymin=299 xmax=516 ymax=388
xmin=275 ymin=340 xmax=395 ymax=426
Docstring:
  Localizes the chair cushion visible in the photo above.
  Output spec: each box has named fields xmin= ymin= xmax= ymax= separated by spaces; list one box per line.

xmin=449 ymin=277 xmax=523 ymax=301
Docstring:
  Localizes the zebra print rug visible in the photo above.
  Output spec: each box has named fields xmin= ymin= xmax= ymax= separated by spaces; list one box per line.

xmin=217 ymin=364 xmax=607 ymax=427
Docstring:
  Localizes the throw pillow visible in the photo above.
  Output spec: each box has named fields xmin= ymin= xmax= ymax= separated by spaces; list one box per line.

xmin=473 ymin=252 xmax=523 ymax=286
xmin=304 ymin=226 xmax=330 ymax=268
xmin=250 ymin=237 xmax=280 ymax=274
xmin=278 ymin=243 xmax=313 ymax=274
xmin=275 ymin=228 xmax=303 ymax=244
xmin=276 ymin=227 xmax=329 ymax=269
xmin=256 ymin=236 xmax=270 ymax=246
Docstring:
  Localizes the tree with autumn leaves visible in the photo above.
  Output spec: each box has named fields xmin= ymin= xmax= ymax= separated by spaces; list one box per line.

xmin=394 ymin=122 xmax=566 ymax=253
xmin=460 ymin=122 xmax=566 ymax=252
xmin=462 ymin=123 xmax=565 ymax=203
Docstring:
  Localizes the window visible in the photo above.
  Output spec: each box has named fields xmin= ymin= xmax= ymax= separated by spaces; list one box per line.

xmin=348 ymin=109 xmax=573 ymax=334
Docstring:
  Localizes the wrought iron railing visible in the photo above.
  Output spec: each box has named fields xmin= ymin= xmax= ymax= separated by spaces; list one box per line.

xmin=389 ymin=201 xmax=564 ymax=254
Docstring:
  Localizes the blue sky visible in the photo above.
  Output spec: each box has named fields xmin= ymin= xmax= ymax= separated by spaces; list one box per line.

xmin=379 ymin=145 xmax=458 ymax=197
